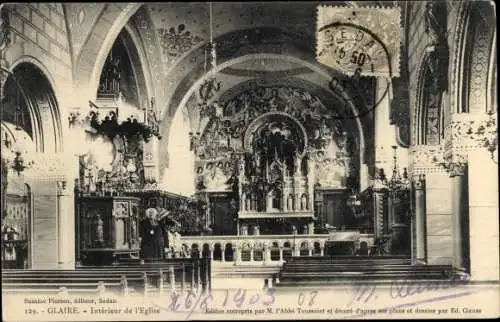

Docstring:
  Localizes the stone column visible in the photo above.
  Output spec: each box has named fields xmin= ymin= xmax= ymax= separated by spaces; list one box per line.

xmin=467 ymin=148 xmax=499 ymax=281
xmin=293 ymin=246 xmax=300 ymax=257
xmin=314 ymin=190 xmax=324 ymax=228
xmin=267 ymin=193 xmax=273 ymax=212
xmin=234 ymin=247 xmax=241 ymax=265
xmin=449 ymin=163 xmax=467 ymax=271
xmin=308 ymin=248 xmax=313 ymax=256
xmin=414 ymin=174 xmax=427 ymax=264
xmin=240 ymin=224 xmax=248 ymax=236
xmin=372 ymin=181 xmax=389 ymax=238
xmin=209 ymin=248 xmax=214 ymax=260
xmin=169 ymin=266 xmax=176 ymax=291
xmin=57 ymin=180 xmax=75 ymax=269
xmin=143 ymin=137 xmax=159 ymax=188
xmin=308 ymin=222 xmax=315 ymax=235
xmin=279 ymin=248 xmax=283 ymax=261
xmin=264 ymin=243 xmax=271 ymax=265
xmin=320 ymin=246 xmax=324 ymax=257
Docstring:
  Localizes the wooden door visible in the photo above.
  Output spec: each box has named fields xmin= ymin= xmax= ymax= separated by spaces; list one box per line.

xmin=210 ymin=196 xmax=236 ymax=235
xmin=322 ymin=190 xmax=349 ymax=230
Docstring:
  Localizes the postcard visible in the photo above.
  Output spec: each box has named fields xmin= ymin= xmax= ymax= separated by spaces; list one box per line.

xmin=1 ymin=1 xmax=498 ymax=321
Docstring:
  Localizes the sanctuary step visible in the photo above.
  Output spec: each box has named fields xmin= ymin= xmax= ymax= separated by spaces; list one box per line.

xmin=2 ymin=259 xmax=211 ymax=295
xmin=276 ymin=256 xmax=455 ymax=287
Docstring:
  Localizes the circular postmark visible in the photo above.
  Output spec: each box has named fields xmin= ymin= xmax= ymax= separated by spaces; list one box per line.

xmin=317 ymin=22 xmax=394 ymax=119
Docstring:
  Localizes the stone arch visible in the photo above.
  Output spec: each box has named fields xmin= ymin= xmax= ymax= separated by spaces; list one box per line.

xmin=94 ymin=24 xmax=152 ymax=107
xmin=415 ymin=51 xmax=444 ymax=146
xmin=454 ymin=1 xmax=496 ymax=113
xmin=74 ymin=3 xmax=144 ymax=101
xmin=121 ymin=23 xmax=155 ymax=104
xmin=1 ymin=122 xmax=34 ymax=269
xmin=2 ymin=61 xmax=63 ymax=153
xmin=158 ymin=54 xmax=369 ymax=191
xmin=243 ymin=112 xmax=309 ymax=155
xmin=171 ymin=53 xmax=366 ymax=151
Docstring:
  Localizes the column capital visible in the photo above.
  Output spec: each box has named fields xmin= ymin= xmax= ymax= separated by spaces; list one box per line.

xmin=446 ymin=162 xmax=467 ymax=177
xmin=56 ymin=180 xmax=68 ymax=196
xmin=412 ymin=174 xmax=426 ymax=190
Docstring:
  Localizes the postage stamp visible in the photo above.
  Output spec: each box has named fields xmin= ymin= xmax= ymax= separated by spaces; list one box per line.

xmin=316 ymin=5 xmax=402 ymax=78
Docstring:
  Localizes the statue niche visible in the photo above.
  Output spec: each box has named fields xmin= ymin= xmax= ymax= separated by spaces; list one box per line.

xmin=240 ymin=113 xmax=310 ymax=213
xmin=249 ymin=119 xmax=304 ymax=178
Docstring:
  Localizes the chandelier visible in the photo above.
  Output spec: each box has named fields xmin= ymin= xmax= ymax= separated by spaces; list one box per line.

xmin=189 ymin=2 xmax=223 ymax=152
xmin=1 ymin=81 xmax=35 ymax=176
xmin=387 ymin=145 xmax=411 ymax=194
xmin=1 ymin=5 xmax=33 ymax=175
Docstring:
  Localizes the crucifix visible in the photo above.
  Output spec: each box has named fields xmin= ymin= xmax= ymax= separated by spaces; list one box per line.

xmin=85 ymin=168 xmax=95 ymax=193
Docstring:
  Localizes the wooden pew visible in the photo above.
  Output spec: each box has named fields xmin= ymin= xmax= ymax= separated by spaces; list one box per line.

xmin=275 ymin=256 xmax=455 ymax=286
xmin=2 ymin=258 xmax=211 ymax=296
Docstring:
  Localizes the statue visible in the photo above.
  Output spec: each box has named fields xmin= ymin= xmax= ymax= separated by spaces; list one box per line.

xmin=293 ymin=151 xmax=302 ymax=176
xmin=196 ymin=166 xmax=206 ymax=190
xmin=203 ymin=162 xmax=215 ymax=186
xmin=424 ymin=2 xmax=441 ymax=46
xmin=94 ymin=213 xmax=104 ymax=245
xmin=300 ymin=193 xmax=308 ymax=211
xmin=207 ymin=162 xmax=228 ymax=191
xmin=325 ymin=135 xmax=340 ymax=159
xmin=130 ymin=219 xmax=137 ymax=246
xmin=287 ymin=193 xmax=294 ymax=211
xmin=241 ymin=193 xmax=247 ymax=211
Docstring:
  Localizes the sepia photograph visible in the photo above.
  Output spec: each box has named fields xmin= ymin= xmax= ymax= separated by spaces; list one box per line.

xmin=1 ymin=1 xmax=498 ymax=320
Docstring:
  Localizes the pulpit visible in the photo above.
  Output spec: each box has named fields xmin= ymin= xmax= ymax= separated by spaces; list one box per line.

xmin=76 ymin=196 xmax=141 ymax=265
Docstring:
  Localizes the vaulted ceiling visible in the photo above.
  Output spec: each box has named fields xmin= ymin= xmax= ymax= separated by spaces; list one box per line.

xmin=63 ymin=1 xmax=402 ymax=168
xmin=65 ymin=1 xmax=394 ymax=117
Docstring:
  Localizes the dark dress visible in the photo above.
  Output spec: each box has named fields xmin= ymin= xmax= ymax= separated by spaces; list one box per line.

xmin=140 ymin=219 xmax=165 ymax=259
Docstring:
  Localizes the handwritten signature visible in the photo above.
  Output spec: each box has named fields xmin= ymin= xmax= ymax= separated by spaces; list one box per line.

xmin=348 ymin=274 xmax=471 ymax=307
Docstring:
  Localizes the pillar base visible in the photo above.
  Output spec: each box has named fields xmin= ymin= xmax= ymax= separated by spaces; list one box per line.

xmin=413 ymin=259 xmax=427 ymax=266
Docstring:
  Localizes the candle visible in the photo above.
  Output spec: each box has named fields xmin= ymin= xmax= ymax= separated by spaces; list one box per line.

xmin=144 ymin=98 xmax=148 ymax=125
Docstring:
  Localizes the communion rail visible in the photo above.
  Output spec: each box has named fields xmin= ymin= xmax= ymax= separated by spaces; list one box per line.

xmin=2 ymin=258 xmax=211 ymax=296
xmin=180 ymin=233 xmax=375 ymax=264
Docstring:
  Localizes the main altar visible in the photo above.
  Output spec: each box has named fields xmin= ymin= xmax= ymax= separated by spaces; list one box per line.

xmin=192 ymin=86 xmax=366 ymax=238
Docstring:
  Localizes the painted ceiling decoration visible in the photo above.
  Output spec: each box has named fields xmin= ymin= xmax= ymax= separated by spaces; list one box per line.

xmin=163 ymin=26 xmax=322 ymax=119
xmin=157 ymin=24 xmax=204 ymax=69
xmin=64 ymin=3 xmax=106 ymax=60
xmin=61 ymin=1 xmax=384 ymax=170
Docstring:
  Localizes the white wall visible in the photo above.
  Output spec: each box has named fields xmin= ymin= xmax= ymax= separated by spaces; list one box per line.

xmin=161 ymin=107 xmax=195 ymax=197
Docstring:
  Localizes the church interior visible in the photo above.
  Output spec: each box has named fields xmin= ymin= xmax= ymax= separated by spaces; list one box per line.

xmin=0 ymin=1 xmax=498 ymax=292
